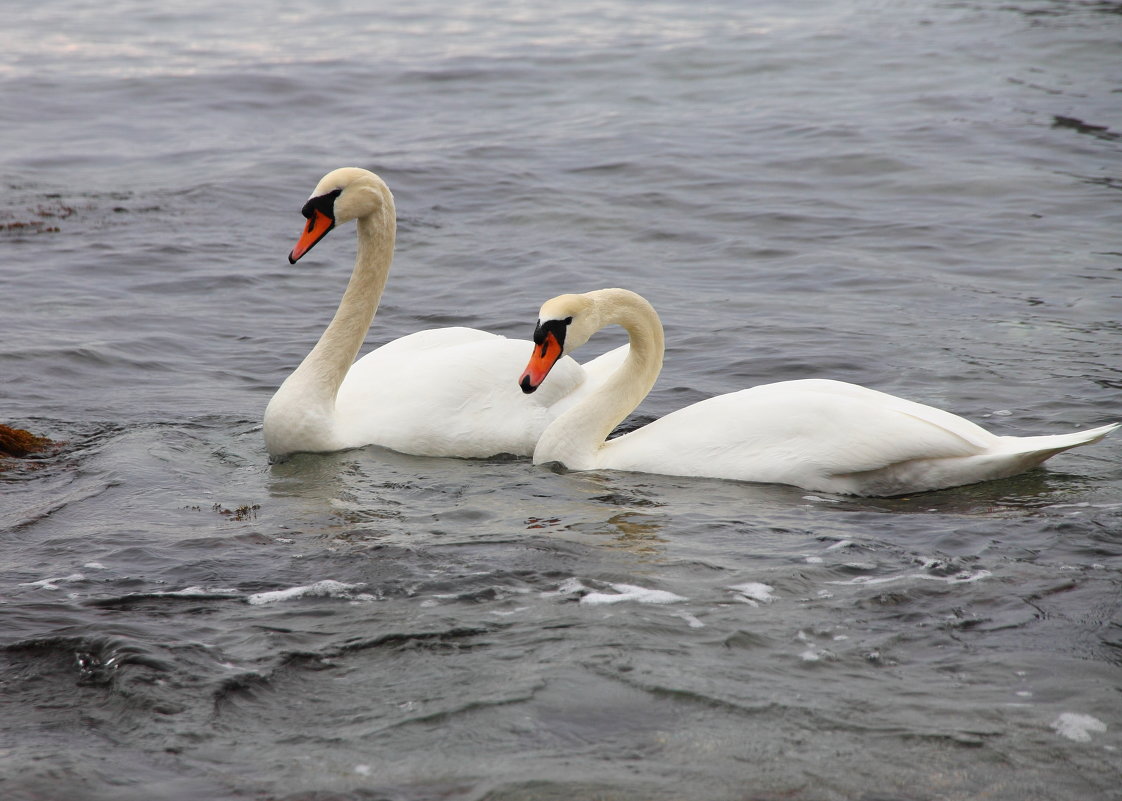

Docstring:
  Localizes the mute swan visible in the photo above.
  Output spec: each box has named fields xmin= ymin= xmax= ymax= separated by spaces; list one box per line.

xmin=263 ymin=168 xmax=626 ymax=460
xmin=518 ymin=288 xmax=1118 ymax=496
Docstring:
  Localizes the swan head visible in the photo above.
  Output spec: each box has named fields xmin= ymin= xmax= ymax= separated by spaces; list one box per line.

xmin=289 ymin=167 xmax=395 ymax=263
xmin=519 ymin=293 xmax=599 ymax=394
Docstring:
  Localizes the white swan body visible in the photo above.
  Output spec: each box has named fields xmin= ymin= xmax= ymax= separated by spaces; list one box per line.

xmin=518 ymin=289 xmax=1118 ymax=496
xmin=263 ymin=168 xmax=625 ymax=460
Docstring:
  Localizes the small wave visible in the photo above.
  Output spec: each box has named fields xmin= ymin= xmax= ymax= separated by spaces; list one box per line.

xmin=826 ymin=569 xmax=991 ymax=587
xmin=803 ymin=494 xmax=841 ymax=503
xmin=583 ymin=584 xmax=686 ymax=606
xmin=84 ymin=586 xmax=244 ymax=610
xmin=18 ymin=573 xmax=85 ymax=590
xmin=543 ymin=577 xmax=686 ymax=606
xmin=729 ymin=582 xmax=777 ymax=606
xmin=2 ymin=633 xmax=175 ymax=681
xmin=246 ymin=579 xmax=375 ymax=605
xmin=673 ymin=611 xmax=705 ymax=628
xmin=151 ymin=586 xmax=242 ymax=598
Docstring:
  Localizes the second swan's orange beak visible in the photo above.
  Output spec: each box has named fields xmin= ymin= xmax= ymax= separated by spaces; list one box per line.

xmin=519 ymin=331 xmax=563 ymax=394
xmin=289 ymin=209 xmax=335 ymax=264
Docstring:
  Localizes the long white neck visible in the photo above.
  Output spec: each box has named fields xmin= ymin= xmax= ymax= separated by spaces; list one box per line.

xmin=533 ymin=289 xmax=664 ymax=469
xmin=264 ymin=205 xmax=395 ymax=455
xmin=293 ymin=211 xmax=395 ymax=401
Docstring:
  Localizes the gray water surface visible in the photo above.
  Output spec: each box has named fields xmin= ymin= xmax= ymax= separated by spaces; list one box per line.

xmin=2 ymin=2 xmax=1121 ymax=799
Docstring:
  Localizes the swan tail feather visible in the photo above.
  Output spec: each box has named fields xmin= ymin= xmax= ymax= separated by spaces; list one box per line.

xmin=999 ymin=422 xmax=1118 ymax=462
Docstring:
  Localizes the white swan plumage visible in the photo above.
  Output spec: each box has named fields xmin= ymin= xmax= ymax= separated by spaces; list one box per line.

xmin=518 ymin=288 xmax=1118 ymax=496
xmin=263 ymin=168 xmax=626 ymax=460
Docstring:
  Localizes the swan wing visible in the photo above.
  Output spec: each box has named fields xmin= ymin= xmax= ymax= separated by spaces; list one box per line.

xmin=335 ymin=332 xmax=590 ymax=457
xmin=598 ymin=379 xmax=1001 ymax=491
xmin=350 ymin=326 xmax=500 ymax=360
xmin=580 ymin=344 xmax=631 ymax=385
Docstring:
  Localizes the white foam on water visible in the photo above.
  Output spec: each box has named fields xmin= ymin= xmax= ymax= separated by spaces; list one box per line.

xmin=19 ymin=573 xmax=85 ymax=590
xmin=491 ymin=607 xmax=529 ymax=616
xmin=729 ymin=582 xmax=777 ymax=607
xmin=154 ymin=586 xmax=241 ymax=597
xmin=541 ymin=578 xmax=686 ymax=605
xmin=803 ymin=495 xmax=841 ymax=503
xmin=795 ymin=631 xmax=831 ymax=662
xmin=826 ymin=569 xmax=991 ymax=587
xmin=673 ymin=611 xmax=705 ymax=628
xmin=1052 ymin=712 xmax=1107 ymax=743
xmin=1045 ymin=501 xmax=1122 ymax=512
xmin=540 ymin=577 xmax=586 ymax=598
xmin=247 ymin=580 xmax=375 ymax=605
xmin=581 ymin=582 xmax=687 ymax=606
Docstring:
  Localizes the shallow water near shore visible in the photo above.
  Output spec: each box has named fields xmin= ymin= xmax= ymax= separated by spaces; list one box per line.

xmin=2 ymin=1 xmax=1121 ymax=799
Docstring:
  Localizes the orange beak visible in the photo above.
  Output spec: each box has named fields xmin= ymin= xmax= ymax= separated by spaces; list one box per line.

xmin=289 ymin=209 xmax=335 ymax=264
xmin=519 ymin=332 xmax=563 ymax=394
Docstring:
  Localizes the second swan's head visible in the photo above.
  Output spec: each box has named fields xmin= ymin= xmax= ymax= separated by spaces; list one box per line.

xmin=289 ymin=167 xmax=395 ymax=264
xmin=519 ymin=292 xmax=604 ymax=394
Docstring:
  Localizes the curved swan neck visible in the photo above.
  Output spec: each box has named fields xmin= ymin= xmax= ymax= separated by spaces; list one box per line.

xmin=534 ymin=289 xmax=664 ymax=468
xmin=289 ymin=205 xmax=396 ymax=405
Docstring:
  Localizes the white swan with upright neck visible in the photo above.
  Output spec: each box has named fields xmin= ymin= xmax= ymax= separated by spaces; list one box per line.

xmin=263 ymin=168 xmax=625 ymax=460
xmin=518 ymin=288 xmax=1117 ymax=496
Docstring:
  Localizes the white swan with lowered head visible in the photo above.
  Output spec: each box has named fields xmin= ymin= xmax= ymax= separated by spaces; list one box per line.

xmin=518 ymin=288 xmax=1118 ymax=496
xmin=263 ymin=168 xmax=626 ymax=460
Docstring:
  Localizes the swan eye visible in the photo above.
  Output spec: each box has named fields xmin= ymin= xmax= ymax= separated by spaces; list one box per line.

xmin=564 ymin=316 xmax=573 ymax=325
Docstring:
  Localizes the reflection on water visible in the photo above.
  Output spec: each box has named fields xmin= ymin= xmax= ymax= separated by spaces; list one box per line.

xmin=565 ymin=510 xmax=669 ymax=557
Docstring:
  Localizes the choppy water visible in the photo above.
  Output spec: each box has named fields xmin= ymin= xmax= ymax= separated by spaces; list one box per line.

xmin=2 ymin=1 xmax=1121 ymax=799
